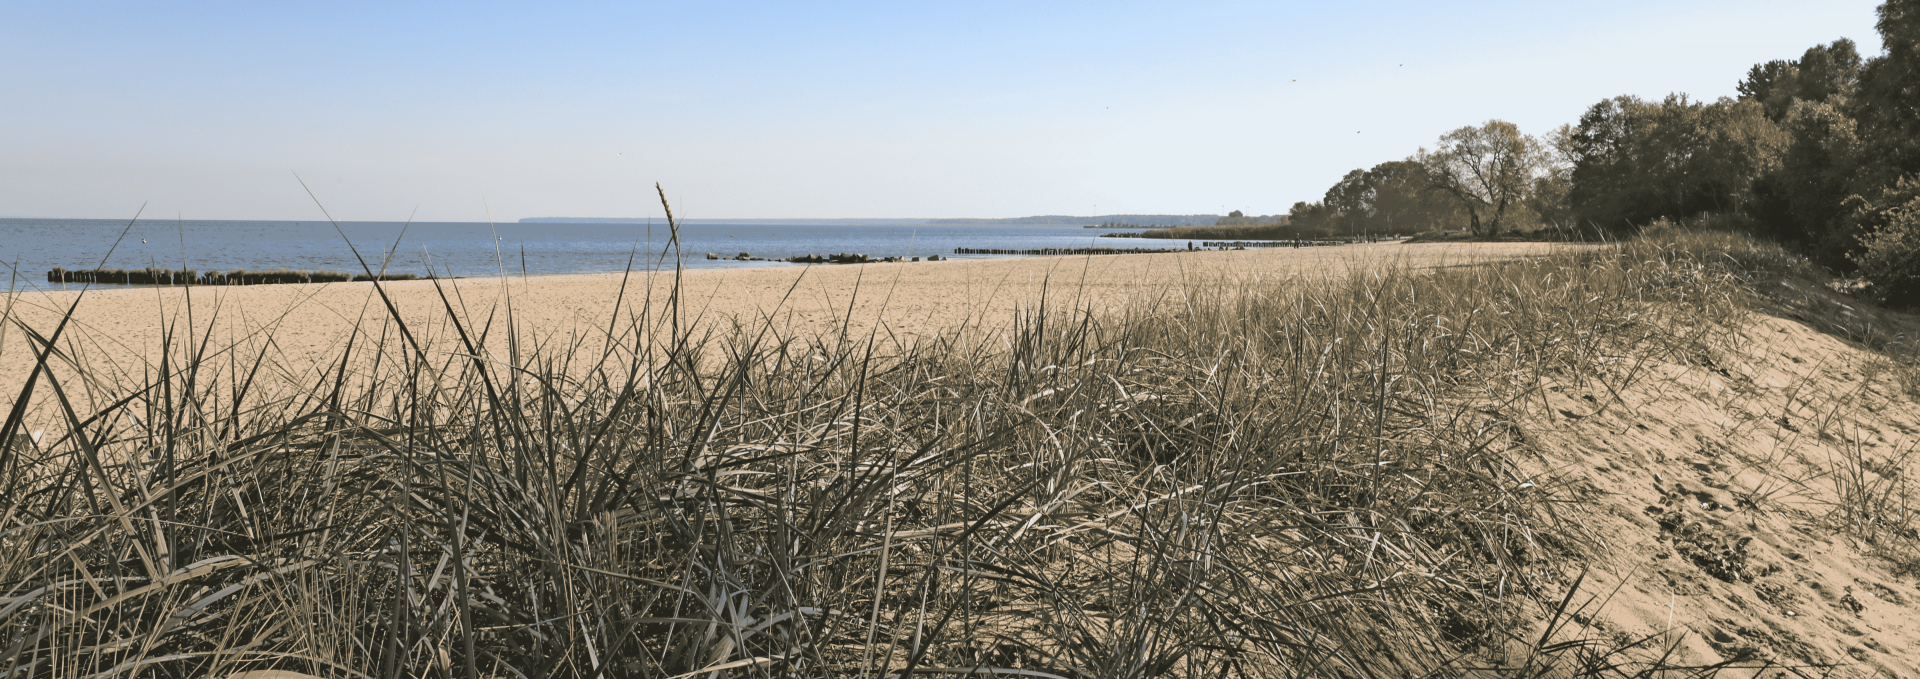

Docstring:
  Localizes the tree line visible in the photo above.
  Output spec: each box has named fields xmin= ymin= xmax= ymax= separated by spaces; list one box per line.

xmin=1282 ymin=0 xmax=1920 ymax=303
xmin=1281 ymin=120 xmax=1568 ymax=241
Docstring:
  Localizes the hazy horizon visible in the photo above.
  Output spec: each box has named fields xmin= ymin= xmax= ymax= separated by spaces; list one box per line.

xmin=0 ymin=214 xmax=1214 ymax=224
xmin=1 ymin=1 xmax=1885 ymax=223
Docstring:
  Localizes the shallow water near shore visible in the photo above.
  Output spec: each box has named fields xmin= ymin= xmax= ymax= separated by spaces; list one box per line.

xmin=0 ymin=218 xmax=1191 ymax=290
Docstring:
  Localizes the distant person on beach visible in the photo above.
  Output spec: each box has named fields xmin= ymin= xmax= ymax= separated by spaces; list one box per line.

xmin=1187 ymin=241 xmax=1194 ymax=251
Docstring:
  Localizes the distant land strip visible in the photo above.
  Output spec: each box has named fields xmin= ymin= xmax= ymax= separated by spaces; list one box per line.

xmin=520 ymin=214 xmax=1224 ymax=226
xmin=926 ymin=214 xmax=1220 ymax=226
xmin=518 ymin=217 xmax=931 ymax=225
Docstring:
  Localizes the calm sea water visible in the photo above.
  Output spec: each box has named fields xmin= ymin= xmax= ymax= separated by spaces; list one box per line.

xmin=0 ymin=219 xmax=1189 ymax=290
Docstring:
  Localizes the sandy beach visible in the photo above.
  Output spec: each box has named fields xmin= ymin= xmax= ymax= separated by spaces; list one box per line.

xmin=0 ymin=242 xmax=1560 ymax=408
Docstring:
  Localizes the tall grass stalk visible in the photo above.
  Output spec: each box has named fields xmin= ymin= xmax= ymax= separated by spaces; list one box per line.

xmin=1 ymin=229 xmax=1797 ymax=678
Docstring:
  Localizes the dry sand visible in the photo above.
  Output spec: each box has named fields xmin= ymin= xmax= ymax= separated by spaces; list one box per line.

xmin=1524 ymin=313 xmax=1920 ymax=673
xmin=0 ymin=241 xmax=1558 ymax=402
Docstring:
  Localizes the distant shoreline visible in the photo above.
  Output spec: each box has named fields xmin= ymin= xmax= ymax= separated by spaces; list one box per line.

xmin=517 ymin=217 xmax=936 ymax=226
xmin=518 ymin=214 xmax=1224 ymax=226
xmin=2 ymin=241 xmax=1559 ymax=401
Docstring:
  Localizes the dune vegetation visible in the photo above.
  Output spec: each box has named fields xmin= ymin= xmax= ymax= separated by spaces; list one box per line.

xmin=6 ymin=221 xmax=1912 ymax=677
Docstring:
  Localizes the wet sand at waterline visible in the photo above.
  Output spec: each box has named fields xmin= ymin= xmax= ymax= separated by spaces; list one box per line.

xmin=0 ymin=242 xmax=1562 ymax=406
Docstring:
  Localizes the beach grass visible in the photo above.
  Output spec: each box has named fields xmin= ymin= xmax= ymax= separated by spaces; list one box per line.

xmin=0 ymin=226 xmax=1828 ymax=677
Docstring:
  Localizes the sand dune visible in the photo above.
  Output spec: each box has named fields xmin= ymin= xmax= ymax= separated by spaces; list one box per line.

xmin=8 ymin=237 xmax=1920 ymax=672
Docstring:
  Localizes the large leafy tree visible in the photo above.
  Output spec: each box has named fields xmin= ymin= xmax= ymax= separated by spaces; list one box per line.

xmin=1799 ymin=39 xmax=1864 ymax=103
xmin=1738 ymin=39 xmax=1861 ymax=122
xmin=1737 ymin=4 xmax=1916 ymax=272
xmin=1286 ymin=200 xmax=1336 ymax=234
xmin=1835 ymin=0 xmax=1920 ymax=280
xmin=1850 ymin=0 xmax=1920 ymax=175
xmin=1735 ymin=39 xmax=1864 ymax=262
xmin=1419 ymin=120 xmax=1546 ymax=237
xmin=1849 ymin=176 xmax=1920 ymax=305
xmin=1750 ymin=100 xmax=1863 ymax=260
xmin=1528 ymin=124 xmax=1578 ymax=229
xmin=1321 ymin=160 xmax=1460 ymax=235
xmin=1693 ymin=97 xmax=1790 ymax=213
xmin=1567 ymin=95 xmax=1784 ymax=233
xmin=1368 ymin=160 xmax=1464 ymax=233
xmin=1739 ymin=59 xmax=1802 ymax=122
xmin=1855 ymin=1 xmax=1920 ymax=187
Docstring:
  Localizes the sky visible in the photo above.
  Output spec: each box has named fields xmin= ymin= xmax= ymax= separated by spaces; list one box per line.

xmin=0 ymin=1 xmax=1889 ymax=222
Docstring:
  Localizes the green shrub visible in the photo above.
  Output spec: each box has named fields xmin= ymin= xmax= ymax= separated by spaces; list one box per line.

xmin=1850 ymin=177 xmax=1920 ymax=307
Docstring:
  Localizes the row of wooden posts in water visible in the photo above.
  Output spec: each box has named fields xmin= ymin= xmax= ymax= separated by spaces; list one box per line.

xmin=47 ymin=267 xmax=422 ymax=286
xmin=707 ymin=252 xmax=946 ymax=264
xmin=1200 ymin=240 xmax=1351 ymax=248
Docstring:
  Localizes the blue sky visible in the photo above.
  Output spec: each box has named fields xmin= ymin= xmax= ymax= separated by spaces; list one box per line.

xmin=0 ymin=1 xmax=1886 ymax=222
